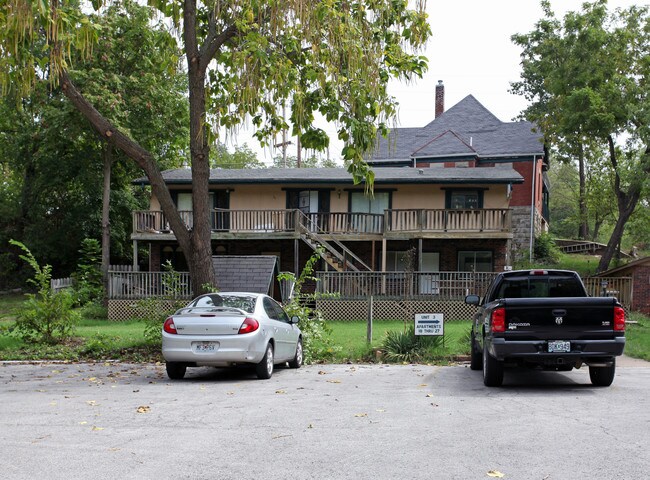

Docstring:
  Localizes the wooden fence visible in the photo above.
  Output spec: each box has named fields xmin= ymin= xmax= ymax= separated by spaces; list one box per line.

xmin=50 ymin=277 xmax=73 ymax=292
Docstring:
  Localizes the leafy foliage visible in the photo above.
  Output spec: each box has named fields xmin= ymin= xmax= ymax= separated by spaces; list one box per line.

xmin=9 ymin=240 xmax=80 ymax=344
xmin=381 ymin=325 xmax=442 ymax=363
xmin=511 ymin=1 xmax=650 ymax=271
xmin=0 ymin=0 xmax=431 ymax=294
xmin=534 ymin=232 xmax=562 ymax=264
xmin=137 ymin=261 xmax=187 ymax=342
xmin=278 ymin=249 xmax=340 ymax=363
xmin=72 ymin=238 xmax=104 ymax=306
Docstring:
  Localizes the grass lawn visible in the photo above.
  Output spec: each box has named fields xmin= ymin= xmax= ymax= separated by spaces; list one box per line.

xmin=322 ymin=320 xmax=472 ymax=363
xmin=0 ymin=292 xmax=648 ymax=364
xmin=624 ymin=312 xmax=650 ymax=361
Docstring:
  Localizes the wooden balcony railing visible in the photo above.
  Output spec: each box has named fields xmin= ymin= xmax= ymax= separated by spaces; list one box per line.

xmin=386 ymin=208 xmax=511 ymax=233
xmin=133 ymin=208 xmax=511 ymax=236
xmin=314 ymin=271 xmax=498 ymax=300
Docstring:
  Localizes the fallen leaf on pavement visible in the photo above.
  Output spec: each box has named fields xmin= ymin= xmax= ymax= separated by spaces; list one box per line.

xmin=92 ymin=426 xmax=104 ymax=431
xmin=136 ymin=406 xmax=150 ymax=414
xmin=487 ymin=470 xmax=504 ymax=478
xmin=275 ymin=390 xmax=286 ymax=394
xmin=326 ymin=379 xmax=341 ymax=384
xmin=354 ymin=413 xmax=368 ymax=417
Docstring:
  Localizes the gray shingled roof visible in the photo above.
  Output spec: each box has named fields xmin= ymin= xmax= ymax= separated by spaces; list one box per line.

xmin=152 ymin=165 xmax=523 ymax=185
xmin=212 ymin=255 xmax=279 ymax=294
xmin=369 ymin=95 xmax=544 ymax=163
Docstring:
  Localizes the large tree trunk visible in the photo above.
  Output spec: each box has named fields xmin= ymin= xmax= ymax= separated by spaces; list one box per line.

xmin=597 ymin=138 xmax=648 ymax=272
xmin=577 ymin=144 xmax=589 ymax=239
xmin=101 ymin=145 xmax=112 ymax=307
xmin=182 ymin=0 xmax=217 ymax=295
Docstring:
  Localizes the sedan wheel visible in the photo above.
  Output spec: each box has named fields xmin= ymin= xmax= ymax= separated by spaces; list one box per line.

xmin=166 ymin=362 xmax=186 ymax=380
xmin=288 ymin=338 xmax=303 ymax=369
xmin=256 ymin=343 xmax=274 ymax=379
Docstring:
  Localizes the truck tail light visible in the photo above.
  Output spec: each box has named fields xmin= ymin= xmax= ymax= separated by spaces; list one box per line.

xmin=613 ymin=306 xmax=626 ymax=331
xmin=163 ymin=317 xmax=177 ymax=334
xmin=238 ymin=317 xmax=260 ymax=334
xmin=491 ymin=307 xmax=506 ymax=333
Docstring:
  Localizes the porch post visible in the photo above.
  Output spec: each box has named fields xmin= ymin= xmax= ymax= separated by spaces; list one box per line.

xmin=381 ymin=238 xmax=387 ymax=295
xmin=418 ymin=238 xmax=423 ymax=271
xmin=132 ymin=240 xmax=138 ymax=269
xmin=294 ymin=239 xmax=299 ymax=274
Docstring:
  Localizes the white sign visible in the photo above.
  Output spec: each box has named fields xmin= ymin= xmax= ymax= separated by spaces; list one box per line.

xmin=414 ymin=313 xmax=444 ymax=336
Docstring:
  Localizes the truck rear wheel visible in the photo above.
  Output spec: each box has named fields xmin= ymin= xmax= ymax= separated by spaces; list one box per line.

xmin=470 ymin=331 xmax=482 ymax=371
xmin=589 ymin=359 xmax=616 ymax=387
xmin=483 ymin=344 xmax=504 ymax=387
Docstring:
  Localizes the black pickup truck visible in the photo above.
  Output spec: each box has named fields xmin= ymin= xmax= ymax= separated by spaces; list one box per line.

xmin=465 ymin=269 xmax=626 ymax=387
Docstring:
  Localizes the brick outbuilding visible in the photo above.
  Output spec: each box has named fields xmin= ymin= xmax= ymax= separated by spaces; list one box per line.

xmin=595 ymin=257 xmax=650 ymax=315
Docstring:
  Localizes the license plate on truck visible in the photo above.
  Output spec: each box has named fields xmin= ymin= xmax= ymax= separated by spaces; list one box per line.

xmin=548 ymin=340 xmax=570 ymax=353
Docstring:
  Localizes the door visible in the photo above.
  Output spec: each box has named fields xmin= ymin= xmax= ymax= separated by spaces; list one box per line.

xmin=420 ymin=252 xmax=440 ymax=294
xmin=263 ymin=297 xmax=294 ymax=361
xmin=176 ymin=193 xmax=193 ymax=229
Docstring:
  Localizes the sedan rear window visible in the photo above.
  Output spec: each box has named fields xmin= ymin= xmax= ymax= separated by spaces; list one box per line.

xmin=188 ymin=294 xmax=256 ymax=313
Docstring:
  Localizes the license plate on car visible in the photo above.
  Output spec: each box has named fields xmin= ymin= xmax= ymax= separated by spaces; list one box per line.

xmin=193 ymin=341 xmax=218 ymax=353
xmin=548 ymin=340 xmax=570 ymax=353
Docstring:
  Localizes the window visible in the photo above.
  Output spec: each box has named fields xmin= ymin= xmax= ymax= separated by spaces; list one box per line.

xmin=445 ymin=189 xmax=483 ymax=209
xmin=458 ymin=251 xmax=493 ymax=272
xmin=350 ymin=191 xmax=389 ymax=233
xmin=386 ymin=251 xmax=409 ymax=271
xmin=450 ymin=191 xmax=479 ymax=209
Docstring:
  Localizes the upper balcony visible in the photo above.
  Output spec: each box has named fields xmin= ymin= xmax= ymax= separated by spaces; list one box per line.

xmin=131 ymin=208 xmax=513 ymax=241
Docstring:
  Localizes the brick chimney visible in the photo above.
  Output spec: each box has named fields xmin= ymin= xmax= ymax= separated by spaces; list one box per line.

xmin=435 ymin=80 xmax=444 ymax=118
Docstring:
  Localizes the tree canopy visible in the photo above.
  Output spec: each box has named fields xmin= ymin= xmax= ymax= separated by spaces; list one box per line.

xmin=511 ymin=0 xmax=650 ymax=272
xmin=0 ymin=0 xmax=431 ymax=292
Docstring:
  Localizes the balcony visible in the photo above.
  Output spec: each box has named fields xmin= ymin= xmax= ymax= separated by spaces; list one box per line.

xmin=132 ymin=208 xmax=512 ymax=240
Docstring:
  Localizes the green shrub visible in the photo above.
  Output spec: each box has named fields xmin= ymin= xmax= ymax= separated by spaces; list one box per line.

xmin=9 ymin=240 xmax=80 ymax=344
xmin=137 ymin=261 xmax=187 ymax=343
xmin=72 ymin=238 xmax=104 ymax=306
xmin=279 ymin=249 xmax=340 ymax=363
xmin=534 ymin=232 xmax=562 ymax=264
xmin=381 ymin=325 xmax=442 ymax=363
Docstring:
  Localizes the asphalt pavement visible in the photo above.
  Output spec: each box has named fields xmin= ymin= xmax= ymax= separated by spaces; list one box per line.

xmin=1 ymin=358 xmax=649 ymax=480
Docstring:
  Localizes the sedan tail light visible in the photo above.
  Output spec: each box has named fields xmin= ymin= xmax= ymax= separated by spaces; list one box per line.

xmin=491 ymin=307 xmax=506 ymax=333
xmin=163 ymin=317 xmax=177 ymax=334
xmin=613 ymin=306 xmax=626 ymax=332
xmin=238 ymin=317 xmax=260 ymax=334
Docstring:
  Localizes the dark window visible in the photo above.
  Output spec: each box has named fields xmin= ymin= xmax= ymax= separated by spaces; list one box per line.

xmin=458 ymin=251 xmax=493 ymax=272
xmin=448 ymin=191 xmax=481 ymax=209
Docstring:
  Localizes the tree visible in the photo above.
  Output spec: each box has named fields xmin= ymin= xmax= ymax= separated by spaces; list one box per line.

xmin=1 ymin=0 xmax=430 ymax=294
xmin=211 ymin=143 xmax=264 ymax=169
xmin=511 ymin=0 xmax=650 ymax=272
xmin=0 ymin=1 xmax=188 ymax=289
xmin=271 ymin=154 xmax=339 ymax=169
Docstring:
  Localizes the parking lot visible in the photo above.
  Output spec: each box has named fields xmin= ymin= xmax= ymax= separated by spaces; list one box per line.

xmin=1 ymin=359 xmax=649 ymax=480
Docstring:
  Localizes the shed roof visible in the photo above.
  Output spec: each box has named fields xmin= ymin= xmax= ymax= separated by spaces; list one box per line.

xmin=212 ymin=255 xmax=279 ymax=294
xmin=594 ymin=256 xmax=650 ymax=277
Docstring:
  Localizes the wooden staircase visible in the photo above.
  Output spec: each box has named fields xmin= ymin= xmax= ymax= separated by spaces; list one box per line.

xmin=297 ymin=212 xmax=372 ymax=272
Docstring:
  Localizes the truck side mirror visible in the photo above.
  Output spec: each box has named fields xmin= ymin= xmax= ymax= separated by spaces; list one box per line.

xmin=465 ymin=294 xmax=480 ymax=306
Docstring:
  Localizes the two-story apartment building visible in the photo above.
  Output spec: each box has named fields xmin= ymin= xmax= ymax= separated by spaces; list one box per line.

xmin=130 ymin=84 xmax=546 ymax=280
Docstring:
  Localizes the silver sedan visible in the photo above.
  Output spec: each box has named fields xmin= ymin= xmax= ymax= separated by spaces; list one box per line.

xmin=162 ymin=292 xmax=303 ymax=380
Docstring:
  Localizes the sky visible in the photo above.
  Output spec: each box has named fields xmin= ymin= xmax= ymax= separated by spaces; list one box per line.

xmin=224 ymin=0 xmax=641 ymax=165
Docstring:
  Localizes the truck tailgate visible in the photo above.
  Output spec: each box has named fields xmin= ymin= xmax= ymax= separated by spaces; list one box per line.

xmin=502 ymin=297 xmax=620 ymax=341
